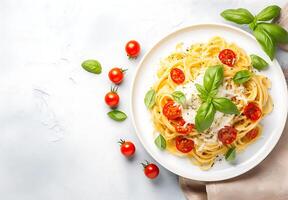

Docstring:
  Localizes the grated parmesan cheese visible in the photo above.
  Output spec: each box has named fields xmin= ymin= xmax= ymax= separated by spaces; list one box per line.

xmin=175 ymin=69 xmax=248 ymax=143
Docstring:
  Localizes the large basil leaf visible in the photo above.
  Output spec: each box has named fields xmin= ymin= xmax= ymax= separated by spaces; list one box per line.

xmin=172 ymin=91 xmax=186 ymax=105
xmin=212 ymin=98 xmax=239 ymax=115
xmin=250 ymin=54 xmax=268 ymax=70
xmin=195 ymin=102 xmax=216 ymax=132
xmin=81 ymin=60 xmax=102 ymax=74
xmin=221 ymin=8 xmax=254 ymax=24
xmin=154 ymin=134 xmax=166 ymax=150
xmin=144 ymin=89 xmax=156 ymax=109
xmin=233 ymin=70 xmax=252 ymax=84
xmin=258 ymin=23 xmax=288 ymax=44
xmin=255 ymin=5 xmax=281 ymax=21
xmin=253 ymin=26 xmax=276 ymax=60
xmin=203 ymin=65 xmax=224 ymax=94
xmin=225 ymin=147 xmax=236 ymax=162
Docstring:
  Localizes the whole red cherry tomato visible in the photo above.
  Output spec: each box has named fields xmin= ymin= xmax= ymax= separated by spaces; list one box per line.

xmin=108 ymin=68 xmax=126 ymax=84
xmin=141 ymin=161 xmax=159 ymax=179
xmin=125 ymin=40 xmax=141 ymax=58
xmin=118 ymin=139 xmax=135 ymax=157
xmin=105 ymin=86 xmax=119 ymax=108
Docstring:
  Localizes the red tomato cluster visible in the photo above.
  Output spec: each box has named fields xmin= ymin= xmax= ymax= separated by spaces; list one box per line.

xmin=162 ymin=100 xmax=195 ymax=153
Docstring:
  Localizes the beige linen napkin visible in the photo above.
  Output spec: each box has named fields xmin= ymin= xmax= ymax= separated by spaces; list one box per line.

xmin=180 ymin=4 xmax=288 ymax=200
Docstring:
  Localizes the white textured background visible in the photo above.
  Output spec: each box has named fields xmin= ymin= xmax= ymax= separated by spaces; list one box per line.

xmin=0 ymin=0 xmax=287 ymax=200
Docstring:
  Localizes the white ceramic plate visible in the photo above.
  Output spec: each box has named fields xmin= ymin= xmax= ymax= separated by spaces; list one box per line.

xmin=130 ymin=23 xmax=288 ymax=181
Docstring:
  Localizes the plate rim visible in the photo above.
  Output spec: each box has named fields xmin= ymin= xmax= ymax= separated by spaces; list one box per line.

xmin=130 ymin=23 xmax=288 ymax=181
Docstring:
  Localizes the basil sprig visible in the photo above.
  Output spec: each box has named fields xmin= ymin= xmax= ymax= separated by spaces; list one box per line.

xmin=144 ymin=89 xmax=156 ymax=109
xmin=250 ymin=54 xmax=268 ymax=70
xmin=195 ymin=65 xmax=239 ymax=132
xmin=172 ymin=91 xmax=186 ymax=105
xmin=225 ymin=147 xmax=236 ymax=162
xmin=154 ymin=134 xmax=166 ymax=150
xmin=233 ymin=70 xmax=252 ymax=84
xmin=221 ymin=5 xmax=288 ymax=60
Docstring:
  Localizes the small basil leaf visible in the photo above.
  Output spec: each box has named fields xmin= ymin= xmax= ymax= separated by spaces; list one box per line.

xmin=258 ymin=23 xmax=288 ymax=44
xmin=204 ymin=65 xmax=224 ymax=93
xmin=81 ymin=60 xmax=102 ymax=74
xmin=255 ymin=5 xmax=281 ymax=21
xmin=172 ymin=91 xmax=186 ymax=105
xmin=233 ymin=70 xmax=252 ymax=84
xmin=253 ymin=26 xmax=276 ymax=60
xmin=154 ymin=134 xmax=166 ymax=150
xmin=250 ymin=54 xmax=268 ymax=70
xmin=195 ymin=102 xmax=216 ymax=132
xmin=221 ymin=8 xmax=254 ymax=24
xmin=107 ymin=110 xmax=127 ymax=121
xmin=144 ymin=89 xmax=156 ymax=109
xmin=195 ymin=83 xmax=208 ymax=101
xmin=212 ymin=98 xmax=239 ymax=115
xmin=225 ymin=147 xmax=236 ymax=162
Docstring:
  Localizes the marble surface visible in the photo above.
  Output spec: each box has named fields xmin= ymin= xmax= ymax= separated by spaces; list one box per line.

xmin=0 ymin=0 xmax=287 ymax=200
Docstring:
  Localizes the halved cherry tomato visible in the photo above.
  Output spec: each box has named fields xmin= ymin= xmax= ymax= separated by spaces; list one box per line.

xmin=118 ymin=139 xmax=136 ymax=157
xmin=141 ymin=161 xmax=159 ymax=179
xmin=218 ymin=49 xmax=236 ymax=67
xmin=173 ymin=118 xmax=194 ymax=135
xmin=170 ymin=68 xmax=185 ymax=84
xmin=218 ymin=126 xmax=237 ymax=145
xmin=162 ymin=101 xmax=182 ymax=120
xmin=243 ymin=102 xmax=262 ymax=121
xmin=245 ymin=127 xmax=259 ymax=140
xmin=108 ymin=68 xmax=126 ymax=84
xmin=105 ymin=87 xmax=119 ymax=108
xmin=175 ymin=136 xmax=194 ymax=153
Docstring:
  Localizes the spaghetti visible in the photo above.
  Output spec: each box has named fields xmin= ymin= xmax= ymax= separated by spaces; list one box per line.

xmin=147 ymin=37 xmax=273 ymax=170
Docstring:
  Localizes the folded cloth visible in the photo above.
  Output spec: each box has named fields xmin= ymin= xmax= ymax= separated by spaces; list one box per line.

xmin=180 ymin=121 xmax=288 ymax=200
